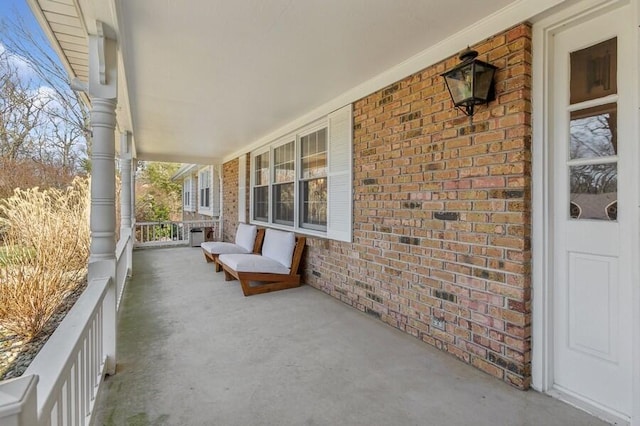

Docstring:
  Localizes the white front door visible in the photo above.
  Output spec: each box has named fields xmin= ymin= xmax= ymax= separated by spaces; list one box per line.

xmin=551 ymin=4 xmax=633 ymax=421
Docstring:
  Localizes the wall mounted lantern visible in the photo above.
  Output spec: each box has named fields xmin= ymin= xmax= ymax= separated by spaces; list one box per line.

xmin=441 ymin=48 xmax=498 ymax=117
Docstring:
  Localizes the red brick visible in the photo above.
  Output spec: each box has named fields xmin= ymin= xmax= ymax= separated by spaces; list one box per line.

xmin=222 ymin=23 xmax=533 ymax=391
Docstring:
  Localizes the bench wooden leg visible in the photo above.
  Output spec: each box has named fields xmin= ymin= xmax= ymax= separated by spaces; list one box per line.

xmin=239 ymin=277 xmax=301 ymax=296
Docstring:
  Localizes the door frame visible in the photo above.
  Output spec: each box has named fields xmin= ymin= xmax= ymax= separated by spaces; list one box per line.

xmin=531 ymin=0 xmax=640 ymax=424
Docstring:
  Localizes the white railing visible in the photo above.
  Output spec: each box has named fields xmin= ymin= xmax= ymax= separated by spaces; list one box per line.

xmin=134 ymin=219 xmax=219 ymax=248
xmin=24 ymin=277 xmax=110 ymax=425
xmin=0 ymin=227 xmax=134 ymax=425
xmin=115 ymin=228 xmax=132 ymax=309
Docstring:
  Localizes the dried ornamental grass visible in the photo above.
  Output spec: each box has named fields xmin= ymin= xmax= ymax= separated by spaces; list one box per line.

xmin=0 ymin=177 xmax=90 ymax=339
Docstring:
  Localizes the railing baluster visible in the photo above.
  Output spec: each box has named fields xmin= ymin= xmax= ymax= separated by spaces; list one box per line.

xmin=88 ymin=326 xmax=95 ymax=401
xmin=133 ymin=219 xmax=220 ymax=247
xmin=64 ymin=378 xmax=71 ymax=426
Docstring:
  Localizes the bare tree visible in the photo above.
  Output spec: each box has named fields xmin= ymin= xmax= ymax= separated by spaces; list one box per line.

xmin=0 ymin=12 xmax=91 ymax=177
xmin=0 ymin=51 xmax=48 ymax=160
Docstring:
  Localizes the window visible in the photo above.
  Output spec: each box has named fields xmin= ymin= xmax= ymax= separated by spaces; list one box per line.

xmin=253 ymin=151 xmax=269 ymax=222
xmin=183 ymin=177 xmax=194 ymax=212
xmin=273 ymin=141 xmax=295 ymax=226
xmin=249 ymin=104 xmax=352 ymax=242
xmin=300 ymin=128 xmax=327 ymax=230
xmin=199 ymin=167 xmax=211 ymax=211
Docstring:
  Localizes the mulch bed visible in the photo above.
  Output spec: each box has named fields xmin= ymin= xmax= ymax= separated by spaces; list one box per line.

xmin=0 ymin=280 xmax=87 ymax=380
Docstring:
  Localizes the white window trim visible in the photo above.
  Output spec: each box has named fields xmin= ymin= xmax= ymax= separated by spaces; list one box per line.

xmin=183 ymin=176 xmax=195 ymax=212
xmin=198 ymin=166 xmax=213 ymax=216
xmin=249 ymin=105 xmax=352 ymax=242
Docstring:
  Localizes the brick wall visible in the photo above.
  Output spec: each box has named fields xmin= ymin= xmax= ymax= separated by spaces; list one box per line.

xmin=222 ymin=159 xmax=239 ymax=242
xmin=222 ymin=158 xmax=252 ymax=241
xmin=221 ymin=24 xmax=532 ymax=389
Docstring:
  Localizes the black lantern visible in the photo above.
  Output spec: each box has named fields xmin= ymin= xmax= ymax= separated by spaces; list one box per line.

xmin=441 ymin=48 xmax=498 ymax=117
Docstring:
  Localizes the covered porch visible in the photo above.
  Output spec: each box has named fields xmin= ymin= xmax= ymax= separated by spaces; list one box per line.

xmin=91 ymin=247 xmax=603 ymax=426
xmin=0 ymin=0 xmax=637 ymax=424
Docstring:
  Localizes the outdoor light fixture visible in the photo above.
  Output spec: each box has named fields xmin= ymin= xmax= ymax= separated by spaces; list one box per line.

xmin=441 ymin=48 xmax=498 ymax=117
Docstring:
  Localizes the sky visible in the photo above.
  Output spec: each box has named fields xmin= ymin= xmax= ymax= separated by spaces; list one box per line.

xmin=0 ymin=0 xmax=64 ymax=91
xmin=0 ymin=0 xmax=45 ymax=39
xmin=0 ymin=0 xmax=86 ymax=163
xmin=0 ymin=0 xmax=60 ymax=84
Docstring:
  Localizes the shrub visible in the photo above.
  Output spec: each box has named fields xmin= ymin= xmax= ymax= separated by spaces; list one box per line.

xmin=0 ymin=177 xmax=90 ymax=339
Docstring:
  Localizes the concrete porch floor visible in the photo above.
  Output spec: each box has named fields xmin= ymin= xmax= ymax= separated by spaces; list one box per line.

xmin=91 ymin=247 xmax=606 ymax=426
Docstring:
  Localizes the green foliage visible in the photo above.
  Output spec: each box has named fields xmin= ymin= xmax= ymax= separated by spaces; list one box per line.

xmin=143 ymin=162 xmax=182 ymax=195
xmin=135 ymin=162 xmax=182 ymax=222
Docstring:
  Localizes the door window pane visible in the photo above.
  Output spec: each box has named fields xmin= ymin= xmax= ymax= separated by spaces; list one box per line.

xmin=570 ymin=38 xmax=617 ymax=104
xmin=569 ymin=164 xmax=617 ymax=220
xmin=570 ymin=104 xmax=617 ymax=159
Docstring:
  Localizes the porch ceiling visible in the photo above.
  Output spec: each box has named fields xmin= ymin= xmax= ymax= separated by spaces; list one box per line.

xmin=32 ymin=0 xmax=525 ymax=163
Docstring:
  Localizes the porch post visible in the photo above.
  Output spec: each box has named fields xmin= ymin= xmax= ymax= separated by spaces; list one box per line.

xmin=89 ymin=97 xmax=117 ymax=265
xmin=131 ymin=158 xmax=137 ymax=246
xmin=86 ymin=21 xmax=118 ymax=375
xmin=119 ymin=132 xmax=132 ymax=232
xmin=120 ymin=132 xmax=134 ymax=276
xmin=0 ymin=375 xmax=38 ymax=426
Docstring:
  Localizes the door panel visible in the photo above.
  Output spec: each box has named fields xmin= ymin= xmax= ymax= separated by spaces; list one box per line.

xmin=551 ymin=5 xmax=632 ymax=419
xmin=568 ymin=252 xmax=617 ymax=360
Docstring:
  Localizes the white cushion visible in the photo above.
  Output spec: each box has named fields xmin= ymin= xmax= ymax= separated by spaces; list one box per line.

xmin=201 ymin=241 xmax=250 ymax=255
xmin=261 ymin=229 xmax=295 ymax=268
xmin=219 ymin=253 xmax=290 ymax=274
xmin=235 ymin=223 xmax=258 ymax=253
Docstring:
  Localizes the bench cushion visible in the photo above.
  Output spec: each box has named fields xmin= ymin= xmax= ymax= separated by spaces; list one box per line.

xmin=261 ymin=229 xmax=295 ymax=268
xmin=201 ymin=241 xmax=250 ymax=255
xmin=235 ymin=223 xmax=258 ymax=252
xmin=218 ymin=253 xmax=291 ymax=274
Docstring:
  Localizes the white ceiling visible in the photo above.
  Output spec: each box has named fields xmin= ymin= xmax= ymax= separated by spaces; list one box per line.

xmin=114 ymin=0 xmax=525 ymax=163
xmin=36 ymin=0 xmax=562 ymax=163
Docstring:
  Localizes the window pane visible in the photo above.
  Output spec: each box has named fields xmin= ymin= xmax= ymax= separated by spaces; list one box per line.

xmin=274 ymin=142 xmax=294 ymax=183
xmin=254 ymin=152 xmax=269 ymax=186
xmin=301 ymin=178 xmax=327 ymax=229
xmin=253 ymin=186 xmax=268 ymax=222
xmin=273 ymin=182 xmax=294 ymax=225
xmin=570 ymin=104 xmax=616 ymax=159
xmin=569 ymin=163 xmax=617 ymax=221
xmin=301 ymin=128 xmax=327 ymax=179
xmin=570 ymin=38 xmax=617 ymax=104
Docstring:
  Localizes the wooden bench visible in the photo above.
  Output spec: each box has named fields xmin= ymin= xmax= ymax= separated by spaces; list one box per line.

xmin=218 ymin=229 xmax=305 ymax=296
xmin=201 ymin=224 xmax=264 ymax=272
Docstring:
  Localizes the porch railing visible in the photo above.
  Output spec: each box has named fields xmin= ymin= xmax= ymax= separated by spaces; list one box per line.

xmin=0 ymin=226 xmax=134 ymax=425
xmin=134 ymin=219 xmax=220 ymax=248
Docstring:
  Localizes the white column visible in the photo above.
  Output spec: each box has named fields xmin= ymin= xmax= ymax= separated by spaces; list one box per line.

xmin=131 ymin=158 xmax=137 ymax=245
xmin=89 ymin=97 xmax=117 ymax=264
xmin=86 ymin=21 xmax=118 ymax=376
xmin=88 ymin=96 xmax=118 ymax=376
xmin=120 ymin=132 xmax=133 ymax=276
xmin=119 ymin=132 xmax=132 ymax=230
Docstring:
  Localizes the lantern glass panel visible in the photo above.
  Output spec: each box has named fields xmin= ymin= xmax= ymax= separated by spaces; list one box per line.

xmin=472 ymin=63 xmax=496 ymax=102
xmin=444 ymin=64 xmax=474 ymax=105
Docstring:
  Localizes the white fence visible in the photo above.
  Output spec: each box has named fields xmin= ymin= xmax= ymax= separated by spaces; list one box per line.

xmin=134 ymin=219 xmax=220 ymax=248
xmin=0 ymin=227 xmax=134 ymax=425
